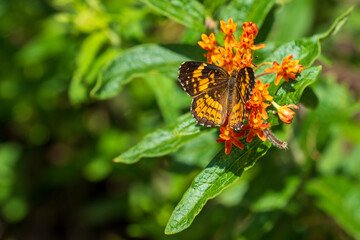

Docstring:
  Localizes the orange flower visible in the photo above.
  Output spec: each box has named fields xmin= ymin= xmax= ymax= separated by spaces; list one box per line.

xmin=198 ymin=33 xmax=216 ymax=51
xmin=242 ymin=22 xmax=259 ymax=37
xmin=264 ymin=55 xmax=305 ymax=86
xmin=242 ymin=113 xmax=270 ymax=143
xmin=237 ymin=32 xmax=266 ymax=51
xmin=220 ymin=18 xmax=237 ymax=50
xmin=233 ymin=49 xmax=254 ymax=68
xmin=247 ymin=91 xmax=263 ymax=108
xmin=220 ymin=18 xmax=237 ymax=35
xmin=253 ymin=79 xmax=273 ymax=102
xmin=246 ymin=80 xmax=272 ymax=119
xmin=197 ymin=33 xmax=221 ymax=64
xmin=238 ymin=33 xmax=253 ymax=50
xmin=214 ymin=47 xmax=235 ymax=72
xmin=272 ymin=102 xmax=299 ymax=124
xmin=233 ymin=29 xmax=265 ymax=68
xmin=216 ymin=124 xmax=246 ymax=154
xmin=248 ymin=104 xmax=271 ymax=120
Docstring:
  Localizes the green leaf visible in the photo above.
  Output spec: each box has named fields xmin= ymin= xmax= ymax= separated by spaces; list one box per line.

xmin=144 ymin=73 xmax=188 ymax=124
xmin=203 ymin=0 xmax=227 ymax=15
xmin=273 ymin=66 xmax=322 ymax=105
xmin=305 ymin=177 xmax=360 ymax=239
xmin=165 ymin=139 xmax=271 ymax=234
xmin=141 ymin=0 xmax=205 ymax=31
xmin=218 ymin=0 xmax=276 ymax=29
xmin=113 ymin=114 xmax=213 ymax=164
xmin=173 ymin=132 xmax=220 ymax=168
xmin=84 ymin=48 xmax=122 ymax=85
xmin=69 ymin=31 xmax=109 ymax=105
xmin=268 ymin=66 xmax=322 ymax=125
xmin=165 ymin=43 xmax=205 ymax=62
xmin=91 ymin=44 xmax=190 ymax=99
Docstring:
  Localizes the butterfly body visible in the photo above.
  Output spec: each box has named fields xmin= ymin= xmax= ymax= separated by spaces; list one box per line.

xmin=227 ymin=71 xmax=237 ymax=112
xmin=178 ymin=61 xmax=255 ymax=130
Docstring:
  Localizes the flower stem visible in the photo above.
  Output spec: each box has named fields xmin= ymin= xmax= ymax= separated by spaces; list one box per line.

xmin=254 ymin=62 xmax=272 ymax=71
xmin=271 ymin=101 xmax=280 ymax=109
xmin=255 ymin=72 xmax=272 ymax=79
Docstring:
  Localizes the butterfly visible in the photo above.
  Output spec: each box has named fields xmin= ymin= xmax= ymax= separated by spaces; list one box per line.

xmin=178 ymin=61 xmax=255 ymax=131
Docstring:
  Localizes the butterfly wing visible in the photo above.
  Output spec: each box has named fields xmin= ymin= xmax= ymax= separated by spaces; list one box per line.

xmin=178 ymin=61 xmax=229 ymax=97
xmin=228 ymin=67 xmax=255 ymax=131
xmin=178 ymin=61 xmax=229 ymax=127
xmin=191 ymin=89 xmax=229 ymax=127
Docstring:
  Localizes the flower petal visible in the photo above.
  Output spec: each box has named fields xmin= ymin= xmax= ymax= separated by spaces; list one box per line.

xmin=225 ymin=141 xmax=232 ymax=155
xmin=232 ymin=138 xmax=245 ymax=150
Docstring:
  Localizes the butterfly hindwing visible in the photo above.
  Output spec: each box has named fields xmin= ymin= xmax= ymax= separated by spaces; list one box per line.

xmin=229 ymin=67 xmax=255 ymax=130
xmin=178 ymin=61 xmax=229 ymax=97
xmin=191 ymin=87 xmax=228 ymax=127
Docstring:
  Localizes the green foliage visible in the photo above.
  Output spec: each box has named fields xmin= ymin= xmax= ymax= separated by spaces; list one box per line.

xmin=218 ymin=0 xmax=276 ymax=28
xmin=306 ymin=177 xmax=360 ymax=238
xmin=91 ymin=44 xmax=190 ymax=99
xmin=1 ymin=0 xmax=359 ymax=239
xmin=274 ymin=67 xmax=321 ymax=105
xmin=69 ymin=30 xmax=110 ymax=104
xmin=165 ymin=139 xmax=271 ymax=234
xmin=142 ymin=0 xmax=205 ymax=31
xmin=114 ymin=114 xmax=213 ymax=164
xmin=251 ymin=176 xmax=300 ymax=212
xmin=144 ymin=73 xmax=186 ymax=123
xmin=268 ymin=0 xmax=314 ymax=43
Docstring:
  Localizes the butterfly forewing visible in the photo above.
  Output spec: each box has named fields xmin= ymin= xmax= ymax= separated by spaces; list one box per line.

xmin=178 ymin=61 xmax=229 ymax=97
xmin=178 ymin=61 xmax=229 ymax=127
xmin=229 ymin=67 xmax=255 ymax=130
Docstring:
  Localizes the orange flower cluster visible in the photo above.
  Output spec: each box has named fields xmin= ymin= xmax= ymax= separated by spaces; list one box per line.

xmin=242 ymin=80 xmax=272 ymax=143
xmin=198 ymin=19 xmax=265 ymax=72
xmin=198 ymin=18 xmax=305 ymax=155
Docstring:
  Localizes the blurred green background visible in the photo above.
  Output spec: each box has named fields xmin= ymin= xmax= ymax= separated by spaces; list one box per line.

xmin=1 ymin=0 xmax=360 ymax=239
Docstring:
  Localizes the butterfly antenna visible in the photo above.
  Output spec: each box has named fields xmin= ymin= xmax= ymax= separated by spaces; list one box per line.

xmin=252 ymin=55 xmax=258 ymax=68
